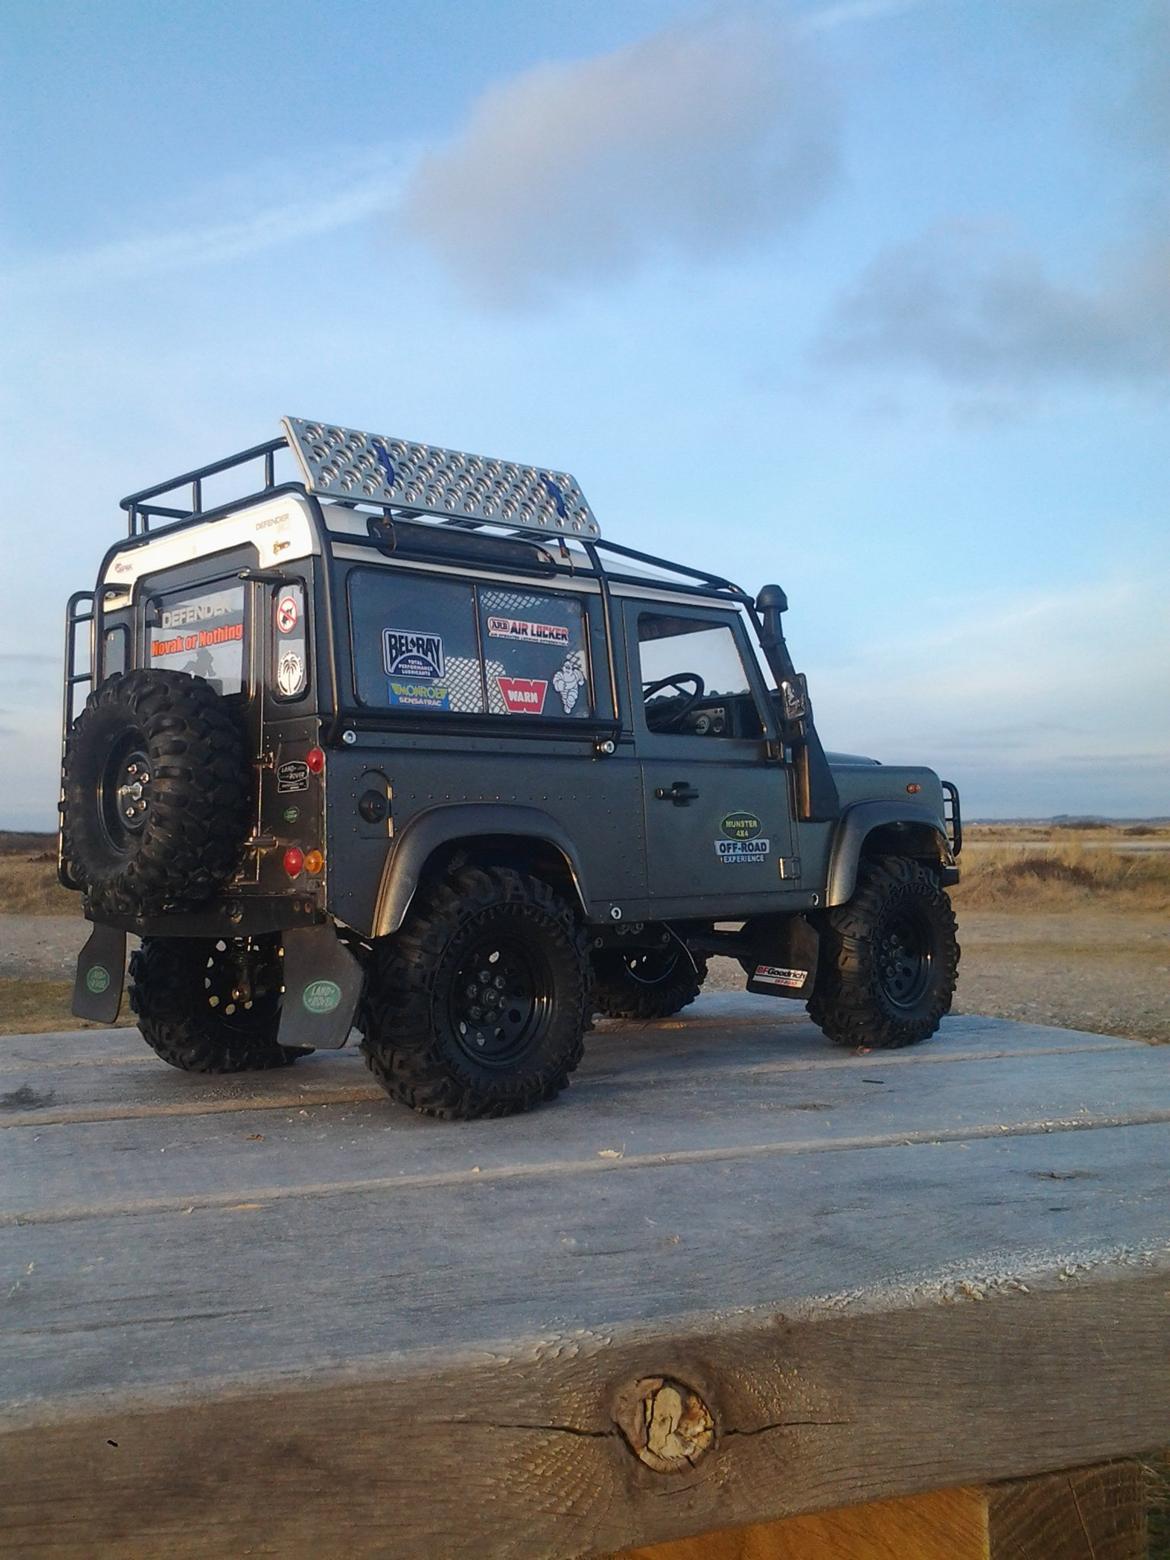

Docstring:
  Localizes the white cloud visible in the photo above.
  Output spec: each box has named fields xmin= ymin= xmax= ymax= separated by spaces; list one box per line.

xmin=0 ymin=156 xmax=408 ymax=297
xmin=818 ymin=225 xmax=1170 ymax=392
xmin=399 ymin=11 xmax=839 ymax=306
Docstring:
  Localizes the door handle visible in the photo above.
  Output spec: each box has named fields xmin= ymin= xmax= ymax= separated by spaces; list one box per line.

xmin=654 ymin=781 xmax=700 ymax=806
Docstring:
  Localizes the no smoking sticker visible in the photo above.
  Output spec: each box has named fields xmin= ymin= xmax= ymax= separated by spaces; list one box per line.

xmin=276 ymin=596 xmax=299 ymax=634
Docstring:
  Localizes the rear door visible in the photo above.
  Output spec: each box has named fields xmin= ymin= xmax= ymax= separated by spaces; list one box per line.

xmin=626 ymin=602 xmax=796 ymax=915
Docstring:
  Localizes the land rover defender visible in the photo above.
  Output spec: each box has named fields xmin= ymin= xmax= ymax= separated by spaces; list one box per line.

xmin=59 ymin=418 xmax=961 ymax=1119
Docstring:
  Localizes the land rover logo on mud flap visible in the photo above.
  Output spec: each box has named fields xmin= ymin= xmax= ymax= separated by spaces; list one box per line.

xmin=303 ymin=980 xmax=341 ymax=1014
xmin=721 ymin=810 xmax=762 ymax=840
xmin=85 ymin=965 xmax=111 ymax=995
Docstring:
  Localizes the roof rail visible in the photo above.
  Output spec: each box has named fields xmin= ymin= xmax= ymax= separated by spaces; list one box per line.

xmin=116 ymin=417 xmax=750 ymax=605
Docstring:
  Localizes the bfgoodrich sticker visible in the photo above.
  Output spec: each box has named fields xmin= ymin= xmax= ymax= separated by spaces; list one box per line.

xmin=714 ymin=837 xmax=771 ymax=864
xmin=753 ymin=964 xmax=807 ymax=988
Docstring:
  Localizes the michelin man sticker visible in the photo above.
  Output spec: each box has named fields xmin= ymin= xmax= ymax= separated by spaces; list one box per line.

xmin=552 ymin=654 xmax=587 ymax=714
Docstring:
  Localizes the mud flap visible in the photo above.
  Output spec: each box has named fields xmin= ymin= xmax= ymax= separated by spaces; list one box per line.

xmin=745 ymin=914 xmax=820 ymax=1001
xmin=71 ymin=923 xmax=126 ymax=1022
xmin=278 ymin=925 xmax=365 ymax=1051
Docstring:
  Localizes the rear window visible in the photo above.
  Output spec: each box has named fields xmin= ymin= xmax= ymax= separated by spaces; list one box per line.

xmin=148 ymin=582 xmax=246 ymax=695
xmin=348 ymin=571 xmax=592 ymax=719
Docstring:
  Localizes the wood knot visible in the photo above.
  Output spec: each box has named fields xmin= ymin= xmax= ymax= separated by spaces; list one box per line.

xmin=613 ymin=1375 xmax=715 ymax=1472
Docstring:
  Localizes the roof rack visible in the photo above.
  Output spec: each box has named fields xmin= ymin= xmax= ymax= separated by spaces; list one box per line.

xmin=118 ymin=418 xmax=750 ymax=605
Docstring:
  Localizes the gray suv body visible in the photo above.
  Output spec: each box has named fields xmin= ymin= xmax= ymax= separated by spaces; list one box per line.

xmin=60 ymin=418 xmax=961 ymax=1118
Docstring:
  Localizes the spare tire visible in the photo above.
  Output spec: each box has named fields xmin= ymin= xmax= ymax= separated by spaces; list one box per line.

xmin=61 ymin=668 xmax=253 ymax=917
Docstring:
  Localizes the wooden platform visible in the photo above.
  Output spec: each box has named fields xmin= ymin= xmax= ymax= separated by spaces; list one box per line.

xmin=2 ymin=997 xmax=1169 ymax=1556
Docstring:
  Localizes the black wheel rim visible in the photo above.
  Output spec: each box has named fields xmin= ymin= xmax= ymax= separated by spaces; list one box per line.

xmin=447 ymin=931 xmax=553 ymax=1068
xmin=620 ymin=947 xmax=682 ymax=987
xmin=878 ymin=904 xmax=934 ymax=1008
xmin=202 ymin=939 xmax=281 ymax=1034
xmin=99 ymin=733 xmax=152 ymax=853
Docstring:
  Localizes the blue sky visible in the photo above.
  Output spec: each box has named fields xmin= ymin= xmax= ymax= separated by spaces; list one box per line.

xmin=1 ymin=0 xmax=1166 ymax=826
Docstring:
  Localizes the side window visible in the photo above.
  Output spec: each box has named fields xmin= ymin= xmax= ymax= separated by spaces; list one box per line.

xmin=148 ymin=582 xmax=246 ymax=695
xmin=348 ymin=570 xmax=594 ymax=720
xmin=272 ymin=583 xmax=309 ymax=701
xmin=102 ymin=624 xmax=128 ymax=681
xmin=478 ymin=587 xmax=592 ymax=719
xmin=349 ymin=571 xmax=484 ymax=712
xmin=636 ymin=613 xmax=754 ymax=737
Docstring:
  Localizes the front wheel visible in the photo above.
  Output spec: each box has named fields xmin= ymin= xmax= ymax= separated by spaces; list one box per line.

xmin=360 ymin=866 xmax=591 ymax=1120
xmin=808 ymin=856 xmax=959 ymax=1050
xmin=128 ymin=936 xmax=303 ymax=1072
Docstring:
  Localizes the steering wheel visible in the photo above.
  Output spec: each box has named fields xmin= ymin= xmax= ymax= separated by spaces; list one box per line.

xmin=642 ymin=673 xmax=706 ymax=731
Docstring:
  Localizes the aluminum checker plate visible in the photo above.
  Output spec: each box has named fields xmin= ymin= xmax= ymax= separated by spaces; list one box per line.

xmin=283 ymin=417 xmax=599 ymax=539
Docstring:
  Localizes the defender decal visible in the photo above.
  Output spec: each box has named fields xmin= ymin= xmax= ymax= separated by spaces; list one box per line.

xmin=382 ymin=629 xmax=444 ymax=681
xmin=497 ymin=675 xmax=548 ymax=714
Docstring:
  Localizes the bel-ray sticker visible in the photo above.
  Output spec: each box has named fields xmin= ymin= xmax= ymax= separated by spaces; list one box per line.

xmin=382 ymin=628 xmax=444 ymax=680
xmin=753 ymin=964 xmax=808 ymax=988
xmin=714 ymin=837 xmax=771 ymax=864
xmin=497 ymin=675 xmax=547 ymax=714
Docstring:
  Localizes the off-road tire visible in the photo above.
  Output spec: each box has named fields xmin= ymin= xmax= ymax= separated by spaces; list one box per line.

xmin=360 ymin=866 xmax=591 ymax=1120
xmin=129 ymin=936 xmax=302 ymax=1072
xmin=808 ymin=855 xmax=959 ymax=1050
xmin=592 ymin=946 xmax=707 ymax=1020
xmin=61 ymin=668 xmax=252 ymax=918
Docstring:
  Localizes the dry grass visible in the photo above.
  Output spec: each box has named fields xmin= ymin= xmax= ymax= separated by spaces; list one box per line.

xmin=953 ymin=843 xmax=1170 ymax=912
xmin=0 ymin=855 xmax=76 ymax=915
xmin=0 ymin=980 xmax=135 ymax=1034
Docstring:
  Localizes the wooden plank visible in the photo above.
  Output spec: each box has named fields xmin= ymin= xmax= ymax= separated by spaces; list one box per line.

xmin=4 ymin=1118 xmax=1169 ymax=1408
xmin=1 ymin=1280 xmax=1166 ymax=1556
xmin=612 ymin=1461 xmax=1146 ymax=1558
xmin=4 ymin=1040 xmax=1170 ymax=1227
xmin=2 ymin=999 xmax=1168 ymax=1556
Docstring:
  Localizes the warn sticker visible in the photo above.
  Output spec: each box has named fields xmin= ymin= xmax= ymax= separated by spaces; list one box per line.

xmin=382 ymin=629 xmax=444 ymax=681
xmin=753 ymin=964 xmax=808 ymax=988
xmin=497 ymin=676 xmax=548 ymax=714
xmin=486 ymin=616 xmax=569 ymax=646
xmin=714 ymin=837 xmax=771 ymax=864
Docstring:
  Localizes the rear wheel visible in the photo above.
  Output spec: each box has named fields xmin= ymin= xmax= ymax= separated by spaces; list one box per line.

xmin=128 ymin=936 xmax=304 ymax=1072
xmin=360 ymin=866 xmax=590 ymax=1120
xmin=592 ymin=945 xmax=707 ymax=1020
xmin=808 ymin=855 xmax=959 ymax=1050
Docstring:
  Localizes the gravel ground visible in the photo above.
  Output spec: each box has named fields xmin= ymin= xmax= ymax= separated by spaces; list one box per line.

xmin=3 ymin=908 xmax=1167 ymax=1044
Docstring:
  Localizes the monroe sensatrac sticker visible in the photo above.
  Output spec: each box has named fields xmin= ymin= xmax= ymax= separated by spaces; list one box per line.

xmin=382 ymin=628 xmax=444 ymax=681
xmin=387 ymin=679 xmax=450 ymax=711
xmin=486 ymin=615 xmax=570 ymax=647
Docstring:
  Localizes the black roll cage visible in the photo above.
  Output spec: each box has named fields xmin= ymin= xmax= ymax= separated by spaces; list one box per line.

xmin=84 ymin=432 xmax=838 ymax=817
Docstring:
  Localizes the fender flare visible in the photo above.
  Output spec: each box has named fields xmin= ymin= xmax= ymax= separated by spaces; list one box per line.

xmin=826 ymin=801 xmax=953 ymax=907
xmin=371 ymin=803 xmax=590 ymax=937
